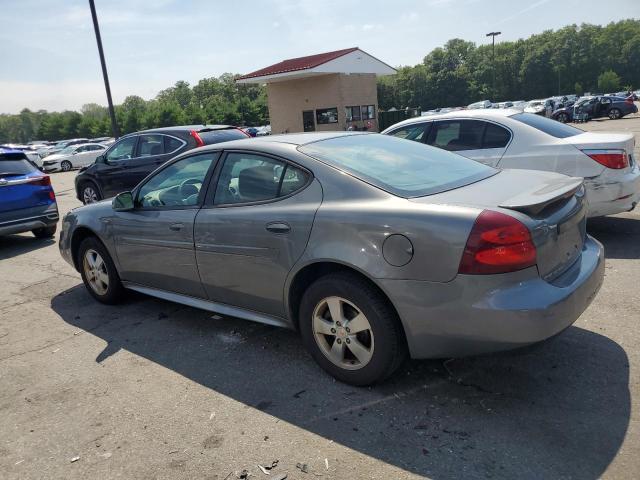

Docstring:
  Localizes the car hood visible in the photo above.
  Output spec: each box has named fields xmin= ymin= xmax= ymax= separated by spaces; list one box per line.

xmin=42 ymin=153 xmax=68 ymax=162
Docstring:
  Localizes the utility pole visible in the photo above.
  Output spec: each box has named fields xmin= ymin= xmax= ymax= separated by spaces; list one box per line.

xmin=486 ymin=31 xmax=501 ymax=100
xmin=88 ymin=0 xmax=120 ymax=138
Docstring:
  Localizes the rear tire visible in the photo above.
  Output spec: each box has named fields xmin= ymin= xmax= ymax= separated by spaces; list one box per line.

xmin=80 ymin=182 xmax=101 ymax=204
xmin=77 ymin=237 xmax=125 ymax=304
xmin=61 ymin=160 xmax=72 ymax=172
xmin=32 ymin=225 xmax=57 ymax=238
xmin=299 ymin=272 xmax=407 ymax=386
xmin=609 ymin=108 xmax=621 ymax=120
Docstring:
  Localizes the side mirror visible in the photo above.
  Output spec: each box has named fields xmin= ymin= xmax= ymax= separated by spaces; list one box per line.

xmin=112 ymin=191 xmax=134 ymax=211
xmin=96 ymin=154 xmax=105 ymax=163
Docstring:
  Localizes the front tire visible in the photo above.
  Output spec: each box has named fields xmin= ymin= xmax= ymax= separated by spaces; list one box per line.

xmin=80 ymin=182 xmax=101 ymax=204
xmin=78 ymin=237 xmax=124 ymax=304
xmin=299 ymin=272 xmax=407 ymax=386
xmin=32 ymin=225 xmax=57 ymax=238
xmin=61 ymin=160 xmax=72 ymax=172
xmin=557 ymin=112 xmax=569 ymax=123
xmin=609 ymin=108 xmax=621 ymax=120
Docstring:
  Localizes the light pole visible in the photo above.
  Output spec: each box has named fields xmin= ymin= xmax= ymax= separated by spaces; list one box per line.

xmin=88 ymin=0 xmax=119 ymax=138
xmin=486 ymin=31 xmax=501 ymax=100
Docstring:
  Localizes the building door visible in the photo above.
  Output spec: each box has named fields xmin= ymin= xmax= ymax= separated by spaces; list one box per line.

xmin=302 ymin=111 xmax=315 ymax=132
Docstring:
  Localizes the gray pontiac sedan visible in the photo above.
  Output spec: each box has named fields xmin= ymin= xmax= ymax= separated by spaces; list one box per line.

xmin=59 ymin=133 xmax=604 ymax=385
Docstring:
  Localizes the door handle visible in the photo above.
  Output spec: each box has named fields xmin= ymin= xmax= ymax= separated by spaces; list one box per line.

xmin=169 ymin=223 xmax=184 ymax=231
xmin=265 ymin=222 xmax=290 ymax=234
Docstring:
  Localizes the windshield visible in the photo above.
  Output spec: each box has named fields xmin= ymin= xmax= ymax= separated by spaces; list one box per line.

xmin=511 ymin=113 xmax=584 ymax=138
xmin=299 ymin=134 xmax=496 ymax=198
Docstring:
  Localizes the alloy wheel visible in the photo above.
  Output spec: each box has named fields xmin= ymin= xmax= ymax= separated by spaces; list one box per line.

xmin=83 ymin=249 xmax=109 ymax=296
xmin=83 ymin=186 xmax=98 ymax=204
xmin=61 ymin=161 xmax=72 ymax=171
xmin=609 ymin=109 xmax=621 ymax=119
xmin=312 ymin=296 xmax=374 ymax=370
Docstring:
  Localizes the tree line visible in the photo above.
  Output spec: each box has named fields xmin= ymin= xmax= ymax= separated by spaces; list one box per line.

xmin=377 ymin=19 xmax=640 ymax=111
xmin=1 ymin=19 xmax=639 ymax=143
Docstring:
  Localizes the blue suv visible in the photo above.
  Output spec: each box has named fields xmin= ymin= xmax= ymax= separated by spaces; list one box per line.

xmin=0 ymin=148 xmax=59 ymax=238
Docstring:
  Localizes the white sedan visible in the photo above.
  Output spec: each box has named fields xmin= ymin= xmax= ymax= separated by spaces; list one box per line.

xmin=42 ymin=143 xmax=106 ymax=172
xmin=382 ymin=109 xmax=639 ymax=217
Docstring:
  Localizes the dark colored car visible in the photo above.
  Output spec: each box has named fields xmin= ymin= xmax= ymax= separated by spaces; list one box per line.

xmin=75 ymin=125 xmax=249 ymax=204
xmin=0 ymin=148 xmax=59 ymax=238
xmin=552 ymin=96 xmax=638 ymax=123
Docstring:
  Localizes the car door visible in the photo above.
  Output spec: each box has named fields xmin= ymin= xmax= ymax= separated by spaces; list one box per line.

xmin=425 ymin=119 xmax=510 ymax=167
xmin=71 ymin=145 xmax=96 ymax=168
xmin=84 ymin=145 xmax=106 ymax=166
xmin=598 ymin=97 xmax=612 ymax=118
xmin=99 ymin=136 xmax=139 ymax=198
xmin=110 ymin=152 xmax=219 ymax=297
xmin=194 ymin=150 xmax=322 ymax=317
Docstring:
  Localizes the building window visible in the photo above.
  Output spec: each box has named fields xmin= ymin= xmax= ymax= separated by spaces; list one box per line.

xmin=361 ymin=105 xmax=376 ymax=120
xmin=316 ymin=108 xmax=338 ymax=124
xmin=345 ymin=106 xmax=361 ymax=122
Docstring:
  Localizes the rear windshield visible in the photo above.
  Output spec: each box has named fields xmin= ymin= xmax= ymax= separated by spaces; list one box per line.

xmin=299 ymin=134 xmax=496 ymax=198
xmin=198 ymin=128 xmax=248 ymax=144
xmin=511 ymin=113 xmax=583 ymax=138
xmin=0 ymin=153 xmax=36 ymax=175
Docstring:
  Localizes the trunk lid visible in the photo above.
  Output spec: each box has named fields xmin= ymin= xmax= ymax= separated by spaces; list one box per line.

xmin=411 ymin=169 xmax=588 ymax=281
xmin=561 ymin=131 xmax=636 ymax=168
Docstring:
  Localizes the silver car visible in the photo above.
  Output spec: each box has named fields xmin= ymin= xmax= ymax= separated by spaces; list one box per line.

xmin=59 ymin=133 xmax=604 ymax=385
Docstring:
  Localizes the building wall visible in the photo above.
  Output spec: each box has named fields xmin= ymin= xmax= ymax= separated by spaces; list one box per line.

xmin=266 ymin=73 xmax=379 ymax=134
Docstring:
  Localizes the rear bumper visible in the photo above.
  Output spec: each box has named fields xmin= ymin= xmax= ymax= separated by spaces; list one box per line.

xmin=379 ymin=236 xmax=604 ymax=359
xmin=585 ymin=168 xmax=640 ymax=217
xmin=0 ymin=203 xmax=59 ymax=236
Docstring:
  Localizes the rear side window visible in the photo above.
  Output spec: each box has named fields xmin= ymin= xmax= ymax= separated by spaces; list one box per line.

xmin=214 ymin=153 xmax=308 ymax=205
xmin=164 ymin=136 xmax=183 ymax=153
xmin=483 ymin=123 xmax=511 ymax=148
xmin=511 ymin=113 xmax=583 ymax=138
xmin=138 ymin=134 xmax=165 ymax=156
xmin=427 ymin=120 xmax=485 ymax=151
xmin=0 ymin=153 xmax=36 ymax=175
xmin=387 ymin=123 xmax=430 ymax=141
xmin=198 ymin=129 xmax=248 ymax=145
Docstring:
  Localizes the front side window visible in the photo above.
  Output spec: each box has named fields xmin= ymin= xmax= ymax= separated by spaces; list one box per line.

xmin=361 ymin=105 xmax=375 ymax=120
xmin=214 ymin=153 xmax=308 ymax=205
xmin=387 ymin=123 xmax=429 ymax=142
xmin=138 ymin=134 xmax=165 ymax=157
xmin=137 ymin=153 xmax=215 ymax=208
xmin=427 ymin=120 xmax=484 ymax=151
xmin=345 ymin=106 xmax=361 ymax=122
xmin=106 ymin=136 xmax=137 ymax=162
xmin=316 ymin=108 xmax=338 ymax=124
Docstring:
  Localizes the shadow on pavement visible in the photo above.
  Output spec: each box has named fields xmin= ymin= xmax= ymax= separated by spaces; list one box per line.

xmin=0 ymin=234 xmax=55 ymax=260
xmin=52 ymin=285 xmax=630 ymax=479
xmin=587 ymin=214 xmax=640 ymax=259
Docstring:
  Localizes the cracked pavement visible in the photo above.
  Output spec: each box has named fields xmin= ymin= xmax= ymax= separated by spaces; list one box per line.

xmin=1 ymin=117 xmax=640 ymax=479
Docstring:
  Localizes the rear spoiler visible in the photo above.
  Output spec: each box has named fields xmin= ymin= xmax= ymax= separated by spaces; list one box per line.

xmin=499 ymin=177 xmax=584 ymax=215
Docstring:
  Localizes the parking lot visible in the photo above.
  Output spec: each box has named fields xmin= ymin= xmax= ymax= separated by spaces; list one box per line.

xmin=1 ymin=117 xmax=639 ymax=479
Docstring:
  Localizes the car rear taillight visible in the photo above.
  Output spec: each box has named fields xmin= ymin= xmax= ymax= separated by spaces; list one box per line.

xmin=29 ymin=175 xmax=51 ymax=186
xmin=582 ymin=149 xmax=629 ymax=169
xmin=190 ymin=130 xmax=204 ymax=147
xmin=458 ymin=210 xmax=537 ymax=275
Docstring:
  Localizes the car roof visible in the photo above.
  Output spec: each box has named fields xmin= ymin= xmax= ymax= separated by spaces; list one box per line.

xmin=136 ymin=124 xmax=235 ymax=135
xmin=192 ymin=131 xmax=369 ymax=151
xmin=382 ymin=109 xmax=518 ymax=130
xmin=0 ymin=147 xmax=25 ymax=155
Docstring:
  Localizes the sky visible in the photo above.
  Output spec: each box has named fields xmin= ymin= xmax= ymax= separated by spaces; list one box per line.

xmin=1 ymin=0 xmax=639 ymax=114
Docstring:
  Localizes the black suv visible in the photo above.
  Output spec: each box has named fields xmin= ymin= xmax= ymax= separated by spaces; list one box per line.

xmin=75 ymin=125 xmax=249 ymax=204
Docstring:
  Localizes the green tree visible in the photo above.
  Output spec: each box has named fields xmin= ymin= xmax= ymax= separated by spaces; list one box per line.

xmin=598 ymin=70 xmax=621 ymax=92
